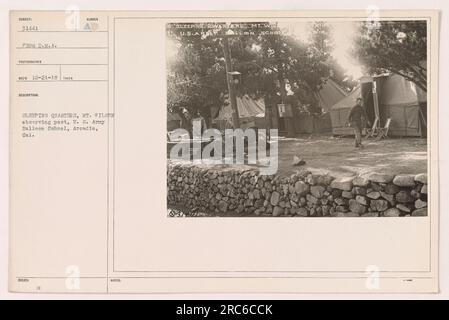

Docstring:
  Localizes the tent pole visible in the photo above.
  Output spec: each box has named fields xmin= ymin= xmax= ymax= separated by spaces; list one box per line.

xmin=372 ymin=81 xmax=380 ymax=128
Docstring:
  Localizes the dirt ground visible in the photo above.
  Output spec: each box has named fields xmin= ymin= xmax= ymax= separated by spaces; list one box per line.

xmin=274 ymin=134 xmax=427 ymax=178
xmin=168 ymin=134 xmax=427 ymax=178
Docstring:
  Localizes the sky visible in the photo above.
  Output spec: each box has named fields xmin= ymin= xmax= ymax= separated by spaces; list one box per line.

xmin=279 ymin=21 xmax=364 ymax=79
xmin=166 ymin=20 xmax=365 ymax=79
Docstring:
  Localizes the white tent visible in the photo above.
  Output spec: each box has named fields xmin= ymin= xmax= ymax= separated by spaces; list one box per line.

xmin=329 ymin=74 xmax=427 ymax=137
xmin=213 ymin=94 xmax=265 ymax=129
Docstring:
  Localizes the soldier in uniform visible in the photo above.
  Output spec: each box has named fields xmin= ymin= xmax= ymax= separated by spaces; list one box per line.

xmin=347 ymin=98 xmax=370 ymax=148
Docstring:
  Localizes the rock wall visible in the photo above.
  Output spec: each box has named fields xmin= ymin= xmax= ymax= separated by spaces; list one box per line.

xmin=167 ymin=163 xmax=428 ymax=217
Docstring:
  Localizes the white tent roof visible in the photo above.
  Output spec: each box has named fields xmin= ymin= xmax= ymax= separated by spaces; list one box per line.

xmin=214 ymin=95 xmax=265 ymax=122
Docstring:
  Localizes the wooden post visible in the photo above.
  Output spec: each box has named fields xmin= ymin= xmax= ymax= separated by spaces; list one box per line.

xmin=221 ymin=36 xmax=240 ymax=129
xmin=372 ymin=80 xmax=380 ymax=126
xmin=278 ymin=77 xmax=295 ymax=137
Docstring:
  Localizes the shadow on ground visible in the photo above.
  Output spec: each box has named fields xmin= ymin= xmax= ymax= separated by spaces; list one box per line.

xmin=276 ymin=134 xmax=427 ymax=177
xmin=168 ymin=134 xmax=427 ymax=178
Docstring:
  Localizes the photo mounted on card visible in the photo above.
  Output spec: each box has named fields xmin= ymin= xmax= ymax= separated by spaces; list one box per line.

xmin=9 ymin=10 xmax=439 ymax=293
xmin=165 ymin=19 xmax=429 ymax=218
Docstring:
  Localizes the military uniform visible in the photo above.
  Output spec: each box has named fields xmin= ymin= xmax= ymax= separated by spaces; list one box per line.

xmin=348 ymin=104 xmax=367 ymax=147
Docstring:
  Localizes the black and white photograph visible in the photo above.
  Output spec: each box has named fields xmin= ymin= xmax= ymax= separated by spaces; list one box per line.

xmin=166 ymin=19 xmax=429 ymax=218
xmin=4 ymin=4 xmax=444 ymax=297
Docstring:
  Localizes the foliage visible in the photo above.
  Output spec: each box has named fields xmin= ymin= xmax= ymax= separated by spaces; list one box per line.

xmin=352 ymin=20 xmax=427 ymax=91
xmin=166 ymin=21 xmax=347 ymax=119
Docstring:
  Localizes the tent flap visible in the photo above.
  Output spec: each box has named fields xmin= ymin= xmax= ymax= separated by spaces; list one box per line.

xmin=330 ymin=74 xmax=423 ymax=137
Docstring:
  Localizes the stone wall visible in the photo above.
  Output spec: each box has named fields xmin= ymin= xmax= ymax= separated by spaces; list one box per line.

xmin=167 ymin=163 xmax=428 ymax=217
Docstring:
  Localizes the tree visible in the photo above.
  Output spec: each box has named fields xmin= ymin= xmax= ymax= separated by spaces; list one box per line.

xmin=166 ymin=21 xmax=338 ymax=131
xmin=352 ymin=20 xmax=427 ymax=91
xmin=305 ymin=21 xmax=333 ymax=88
xmin=166 ymin=23 xmax=227 ymax=122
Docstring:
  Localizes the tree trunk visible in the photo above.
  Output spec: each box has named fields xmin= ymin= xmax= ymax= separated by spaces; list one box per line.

xmin=276 ymin=68 xmax=295 ymax=137
xmin=221 ymin=36 xmax=240 ymax=129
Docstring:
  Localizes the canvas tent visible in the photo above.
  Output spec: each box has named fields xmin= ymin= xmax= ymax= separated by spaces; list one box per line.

xmin=213 ymin=94 xmax=266 ymax=129
xmin=316 ymin=78 xmax=349 ymax=112
xmin=295 ymin=79 xmax=348 ymax=134
xmin=213 ymin=81 xmax=348 ymax=132
xmin=329 ymin=86 xmax=362 ymax=135
xmin=329 ymin=74 xmax=427 ymax=137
